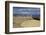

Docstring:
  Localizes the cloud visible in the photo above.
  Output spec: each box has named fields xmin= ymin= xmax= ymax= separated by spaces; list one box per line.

xmin=13 ymin=7 xmax=40 ymax=16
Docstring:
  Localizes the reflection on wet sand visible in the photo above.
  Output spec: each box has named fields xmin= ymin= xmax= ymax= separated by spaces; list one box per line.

xmin=13 ymin=16 xmax=40 ymax=28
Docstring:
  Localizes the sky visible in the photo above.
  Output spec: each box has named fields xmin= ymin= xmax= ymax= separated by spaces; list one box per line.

xmin=13 ymin=7 xmax=40 ymax=17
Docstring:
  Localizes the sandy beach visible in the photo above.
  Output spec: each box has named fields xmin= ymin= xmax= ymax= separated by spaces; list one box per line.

xmin=13 ymin=16 xmax=40 ymax=28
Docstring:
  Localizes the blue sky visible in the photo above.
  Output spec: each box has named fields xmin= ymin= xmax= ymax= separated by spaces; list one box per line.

xmin=13 ymin=7 xmax=40 ymax=16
